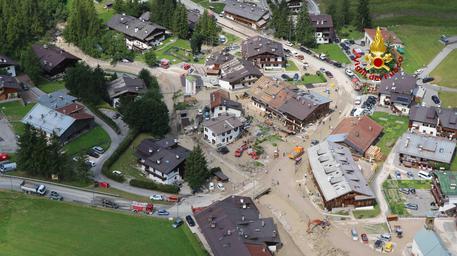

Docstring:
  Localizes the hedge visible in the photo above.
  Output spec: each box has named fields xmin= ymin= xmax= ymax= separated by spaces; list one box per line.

xmin=130 ymin=179 xmax=180 ymax=194
xmin=101 ymin=129 xmax=139 ymax=183
xmin=85 ymin=103 xmax=121 ymax=134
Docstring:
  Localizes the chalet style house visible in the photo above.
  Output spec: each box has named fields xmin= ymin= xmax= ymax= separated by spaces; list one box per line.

xmin=223 ymin=0 xmax=270 ymax=30
xmin=241 ymin=36 xmax=286 ymax=70
xmin=409 ymin=105 xmax=457 ymax=139
xmin=32 ymin=44 xmax=80 ymax=76
xmin=309 ymin=14 xmax=336 ymax=44
xmin=106 ymin=14 xmax=166 ymax=51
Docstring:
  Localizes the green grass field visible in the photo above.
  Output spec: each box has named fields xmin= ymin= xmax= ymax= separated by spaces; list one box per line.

xmin=384 ymin=180 xmax=432 ymax=190
xmin=154 ymin=38 xmax=205 ymax=65
xmin=319 ymin=0 xmax=457 ymax=27
xmin=64 ymin=125 xmax=111 ymax=156
xmin=301 ymin=73 xmax=327 ymax=84
xmin=438 ymin=91 xmax=457 ymax=108
xmin=338 ymin=25 xmax=364 ymax=40
xmin=0 ymin=101 xmax=35 ymax=135
xmin=0 ymin=191 xmax=206 ymax=256
xmin=312 ymin=44 xmax=350 ymax=64
xmin=221 ymin=32 xmax=241 ymax=44
xmin=94 ymin=0 xmax=115 ymax=22
xmin=191 ymin=0 xmax=225 ymax=13
xmin=370 ymin=112 xmax=409 ymax=158
xmin=382 ymin=180 xmax=408 ymax=216
xmin=390 ymin=25 xmax=457 ymax=74
xmin=109 ymin=133 xmax=152 ymax=181
xmin=285 ymin=60 xmax=299 ymax=71
xmin=353 ymin=204 xmax=381 ymax=219
xmin=430 ymin=50 xmax=457 ymax=88
xmin=38 ymin=81 xmax=66 ymax=94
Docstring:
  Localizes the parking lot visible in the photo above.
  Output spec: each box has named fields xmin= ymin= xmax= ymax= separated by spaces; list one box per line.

xmin=350 ymin=94 xmax=377 ymax=117
xmin=403 ymin=189 xmax=436 ymax=217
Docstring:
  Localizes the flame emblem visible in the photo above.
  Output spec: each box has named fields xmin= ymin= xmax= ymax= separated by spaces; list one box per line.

xmin=365 ymin=27 xmax=393 ymax=71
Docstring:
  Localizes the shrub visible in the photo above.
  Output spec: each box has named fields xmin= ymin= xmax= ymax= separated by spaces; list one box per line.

xmin=130 ymin=179 xmax=180 ymax=194
xmin=101 ymin=130 xmax=139 ymax=182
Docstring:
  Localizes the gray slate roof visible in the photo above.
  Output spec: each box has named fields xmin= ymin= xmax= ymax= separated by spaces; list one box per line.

xmin=203 ymin=114 xmax=243 ymax=135
xmin=22 ymin=104 xmax=75 ymax=137
xmin=241 ymin=36 xmax=284 ymax=59
xmin=31 ymin=44 xmax=80 ymax=74
xmin=38 ymin=91 xmax=77 ymax=110
xmin=220 ymin=58 xmax=262 ymax=83
xmin=194 ymin=196 xmax=280 ymax=256
xmin=409 ymin=105 xmax=439 ymax=125
xmin=107 ymin=75 xmax=147 ymax=99
xmin=309 ymin=14 xmax=334 ymax=29
xmin=398 ymin=132 xmax=456 ymax=164
xmin=414 ymin=229 xmax=451 ymax=256
xmin=379 ymin=72 xmax=417 ymax=105
xmin=0 ymin=54 xmax=18 ymax=67
xmin=0 ymin=75 xmax=20 ymax=90
xmin=307 ymin=141 xmax=374 ymax=202
xmin=206 ymin=52 xmax=235 ymax=66
xmin=135 ymin=138 xmax=190 ymax=174
xmin=224 ymin=0 xmax=269 ymax=21
xmin=106 ymin=14 xmax=165 ymax=41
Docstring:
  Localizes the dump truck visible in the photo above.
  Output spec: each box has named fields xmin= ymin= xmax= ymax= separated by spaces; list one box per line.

xmin=20 ymin=181 xmax=47 ymax=195
xmin=131 ymin=202 xmax=154 ymax=214
xmin=288 ymin=146 xmax=304 ymax=160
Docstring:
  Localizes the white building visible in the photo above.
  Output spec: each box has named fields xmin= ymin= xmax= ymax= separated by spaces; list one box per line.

xmin=203 ymin=115 xmax=243 ymax=146
xmin=219 ymin=58 xmax=262 ymax=91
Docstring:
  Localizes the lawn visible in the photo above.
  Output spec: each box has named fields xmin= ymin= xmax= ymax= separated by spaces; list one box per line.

xmin=390 ymin=25 xmax=457 ymax=74
xmin=0 ymin=191 xmax=206 ymax=256
xmin=338 ymin=25 xmax=363 ymax=40
xmin=438 ymin=91 xmax=457 ymax=108
xmin=311 ymin=44 xmax=350 ymax=64
xmin=301 ymin=73 xmax=327 ymax=84
xmin=370 ymin=112 xmax=409 ymax=157
xmin=319 ymin=0 xmax=457 ymax=27
xmin=154 ymin=38 xmax=205 ymax=65
xmin=430 ymin=50 xmax=457 ymax=88
xmin=64 ymin=125 xmax=111 ymax=156
xmin=353 ymin=204 xmax=381 ymax=219
xmin=382 ymin=179 xmax=408 ymax=216
xmin=221 ymin=32 xmax=241 ymax=44
xmin=0 ymin=101 xmax=35 ymax=135
xmin=94 ymin=0 xmax=116 ymax=23
xmin=109 ymin=133 xmax=152 ymax=181
xmin=38 ymin=80 xmax=65 ymax=94
xmin=384 ymin=180 xmax=432 ymax=190
xmin=191 ymin=0 xmax=225 ymax=13
xmin=285 ymin=60 xmax=299 ymax=71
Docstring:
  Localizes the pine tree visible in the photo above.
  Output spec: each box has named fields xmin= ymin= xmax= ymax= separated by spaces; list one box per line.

xmin=295 ymin=4 xmax=316 ymax=48
xmin=341 ymin=0 xmax=352 ymax=26
xmin=17 ymin=124 xmax=35 ymax=174
xmin=20 ymin=47 xmax=42 ymax=83
xmin=144 ymin=50 xmax=158 ymax=67
xmin=190 ymin=32 xmax=204 ymax=54
xmin=64 ymin=0 xmax=100 ymax=45
xmin=172 ymin=4 xmax=189 ymax=39
xmin=355 ymin=0 xmax=372 ymax=31
xmin=184 ymin=145 xmax=210 ymax=191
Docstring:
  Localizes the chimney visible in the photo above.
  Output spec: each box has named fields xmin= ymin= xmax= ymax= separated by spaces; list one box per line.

xmin=241 ymin=215 xmax=245 ymax=221
xmin=135 ymin=27 xmax=139 ymax=33
xmin=148 ymin=148 xmax=152 ymax=153
xmin=156 ymin=159 xmax=161 ymax=164
xmin=176 ymin=155 xmax=180 ymax=159
xmin=369 ymin=126 xmax=373 ymax=131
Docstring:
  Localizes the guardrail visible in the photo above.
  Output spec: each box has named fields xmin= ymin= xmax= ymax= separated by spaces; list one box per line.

xmin=1 ymin=174 xmax=120 ymax=198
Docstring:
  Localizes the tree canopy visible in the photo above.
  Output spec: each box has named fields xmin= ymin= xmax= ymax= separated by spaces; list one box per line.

xmin=194 ymin=10 xmax=220 ymax=46
xmin=295 ymin=4 xmax=316 ymax=48
xmin=184 ymin=145 xmax=210 ymax=191
xmin=64 ymin=63 xmax=108 ymax=105
xmin=172 ymin=3 xmax=190 ymax=39
xmin=150 ymin=0 xmax=177 ymax=28
xmin=64 ymin=0 xmax=100 ymax=46
xmin=355 ymin=0 xmax=372 ymax=31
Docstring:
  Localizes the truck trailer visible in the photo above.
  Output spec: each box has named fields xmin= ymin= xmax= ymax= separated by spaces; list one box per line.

xmin=20 ymin=181 xmax=47 ymax=195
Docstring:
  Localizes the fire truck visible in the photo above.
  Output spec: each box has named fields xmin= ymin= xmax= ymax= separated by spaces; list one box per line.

xmin=131 ymin=202 xmax=154 ymax=215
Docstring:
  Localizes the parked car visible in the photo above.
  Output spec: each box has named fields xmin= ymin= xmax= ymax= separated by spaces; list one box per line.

xmin=113 ymin=112 xmax=121 ymax=119
xmin=87 ymin=150 xmax=100 ymax=158
xmin=49 ymin=191 xmax=63 ymax=201
xmin=432 ymin=95 xmax=441 ymax=104
xmin=407 ymin=171 xmax=414 ymax=179
xmin=395 ymin=170 xmax=401 ymax=179
xmin=398 ymin=188 xmax=410 ymax=195
xmin=418 ymin=170 xmax=432 ymax=180
xmin=351 ymin=228 xmax=359 ymax=240
xmin=217 ymin=182 xmax=225 ymax=191
xmin=281 ymin=74 xmax=290 ymax=80
xmin=102 ymin=199 xmax=119 ymax=209
xmin=112 ymin=170 xmax=123 ymax=176
xmin=325 ymin=71 xmax=333 ymax=78
xmin=380 ymin=233 xmax=392 ymax=241
xmin=422 ymin=77 xmax=434 ymax=83
xmin=92 ymin=146 xmax=105 ymax=154
xmin=374 ymin=239 xmax=383 ymax=249
xmin=150 ymin=194 xmax=164 ymax=201
xmin=157 ymin=209 xmax=170 ymax=216
xmin=311 ymin=139 xmax=319 ymax=146
xmin=185 ymin=215 xmax=196 ymax=227
xmin=285 ymin=41 xmax=293 ymax=47
xmin=0 ymin=153 xmax=9 ymax=162
xmin=332 ymin=61 xmax=342 ymax=68
xmin=361 ymin=233 xmax=368 ymax=243
xmin=85 ymin=160 xmax=96 ymax=167
xmin=319 ymin=54 xmax=327 ymax=60
xmin=405 ymin=203 xmax=419 ymax=210
xmin=209 ymin=182 xmax=215 ymax=191
xmin=172 ymin=217 xmax=184 ymax=228
xmin=384 ymin=242 xmax=393 ymax=253
xmin=345 ymin=68 xmax=354 ymax=77
xmin=216 ymin=146 xmax=229 ymax=154
xmin=293 ymin=73 xmax=300 ymax=81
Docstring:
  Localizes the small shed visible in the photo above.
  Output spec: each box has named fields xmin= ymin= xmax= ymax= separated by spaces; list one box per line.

xmin=214 ymin=170 xmax=229 ymax=182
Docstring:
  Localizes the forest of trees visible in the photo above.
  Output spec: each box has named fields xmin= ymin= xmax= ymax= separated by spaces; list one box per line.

xmin=17 ymin=125 xmax=91 ymax=181
xmin=64 ymin=63 xmax=108 ymax=105
xmin=0 ymin=0 xmax=66 ymax=58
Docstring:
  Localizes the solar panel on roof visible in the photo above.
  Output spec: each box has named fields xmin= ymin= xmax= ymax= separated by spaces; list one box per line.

xmin=396 ymin=96 xmax=411 ymax=103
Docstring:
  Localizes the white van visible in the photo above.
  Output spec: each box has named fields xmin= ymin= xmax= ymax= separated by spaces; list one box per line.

xmin=418 ymin=171 xmax=432 ymax=180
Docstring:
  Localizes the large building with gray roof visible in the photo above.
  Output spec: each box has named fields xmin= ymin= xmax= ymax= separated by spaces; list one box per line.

xmin=219 ymin=58 xmax=262 ymax=91
xmin=106 ymin=14 xmax=166 ymax=51
xmin=194 ymin=195 xmax=281 ymax=256
xmin=398 ymin=132 xmax=456 ymax=168
xmin=135 ymin=138 xmax=190 ymax=185
xmin=107 ymin=75 xmax=147 ymax=107
xmin=409 ymin=104 xmax=457 ymax=138
xmin=38 ymin=91 xmax=77 ymax=110
xmin=203 ymin=114 xmax=243 ymax=146
xmin=32 ymin=44 xmax=80 ymax=76
xmin=223 ymin=0 xmax=270 ymax=30
xmin=307 ymin=141 xmax=375 ymax=210
xmin=241 ymin=36 xmax=286 ymax=69
xmin=378 ymin=72 xmax=418 ymax=114
xmin=22 ymin=104 xmax=94 ymax=143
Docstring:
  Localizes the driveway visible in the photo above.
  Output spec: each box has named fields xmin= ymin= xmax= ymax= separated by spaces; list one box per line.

xmin=0 ymin=116 xmax=17 ymax=153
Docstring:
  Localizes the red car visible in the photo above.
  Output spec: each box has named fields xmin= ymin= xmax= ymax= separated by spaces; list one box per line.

xmin=0 ymin=153 xmax=9 ymax=162
xmin=361 ymin=233 xmax=368 ymax=244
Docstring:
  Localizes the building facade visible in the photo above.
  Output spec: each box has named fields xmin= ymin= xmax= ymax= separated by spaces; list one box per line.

xmin=223 ymin=0 xmax=270 ymax=30
xmin=203 ymin=115 xmax=243 ymax=146
xmin=241 ymin=36 xmax=286 ymax=69
xmin=309 ymin=14 xmax=336 ymax=44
